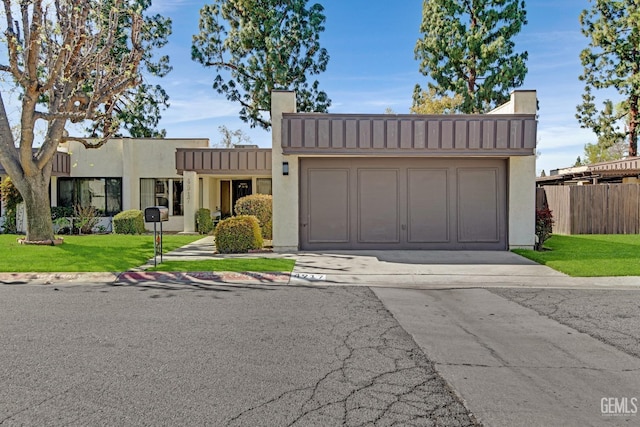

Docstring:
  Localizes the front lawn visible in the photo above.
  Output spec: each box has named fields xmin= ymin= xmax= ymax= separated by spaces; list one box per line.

xmin=0 ymin=234 xmax=202 ymax=272
xmin=513 ymin=234 xmax=640 ymax=277
xmin=148 ymin=258 xmax=295 ymax=273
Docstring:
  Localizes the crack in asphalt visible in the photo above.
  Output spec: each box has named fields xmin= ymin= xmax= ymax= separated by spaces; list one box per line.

xmin=490 ymin=288 xmax=640 ymax=360
xmin=0 ymin=383 xmax=81 ymax=425
xmin=225 ymin=287 xmax=478 ymax=426
xmin=437 ymin=362 xmax=640 ymax=372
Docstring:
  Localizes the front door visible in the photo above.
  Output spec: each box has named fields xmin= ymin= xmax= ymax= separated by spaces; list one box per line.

xmin=232 ymin=180 xmax=252 ymax=212
xmin=220 ymin=180 xmax=231 ymax=216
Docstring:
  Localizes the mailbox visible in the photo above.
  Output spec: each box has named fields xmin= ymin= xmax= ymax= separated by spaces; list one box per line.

xmin=145 ymin=206 xmax=169 ymax=222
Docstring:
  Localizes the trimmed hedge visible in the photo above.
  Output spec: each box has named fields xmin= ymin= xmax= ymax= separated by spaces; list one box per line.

xmin=113 ymin=209 xmax=146 ymax=234
xmin=214 ymin=215 xmax=263 ymax=253
xmin=234 ymin=194 xmax=272 ymax=240
xmin=196 ymin=208 xmax=214 ymax=235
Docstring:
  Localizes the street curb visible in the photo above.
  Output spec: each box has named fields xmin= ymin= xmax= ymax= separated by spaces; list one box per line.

xmin=0 ymin=272 xmax=118 ymax=284
xmin=117 ymin=271 xmax=291 ymax=285
xmin=0 ymin=271 xmax=292 ymax=286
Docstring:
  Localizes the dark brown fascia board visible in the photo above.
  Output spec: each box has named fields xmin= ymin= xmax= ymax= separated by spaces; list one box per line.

xmin=175 ymin=170 xmax=272 ymax=176
xmin=281 ymin=149 xmax=535 ymax=156
xmin=281 ymin=112 xmax=537 ymax=119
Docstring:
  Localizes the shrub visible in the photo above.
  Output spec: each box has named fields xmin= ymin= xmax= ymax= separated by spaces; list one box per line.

xmin=51 ymin=206 xmax=74 ymax=220
xmin=0 ymin=177 xmax=22 ymax=234
xmin=74 ymin=204 xmax=100 ymax=234
xmin=196 ymin=208 xmax=214 ymax=235
xmin=535 ymin=207 xmax=554 ymax=251
xmin=214 ymin=215 xmax=263 ymax=253
xmin=234 ymin=194 xmax=272 ymax=239
xmin=113 ymin=209 xmax=146 ymax=235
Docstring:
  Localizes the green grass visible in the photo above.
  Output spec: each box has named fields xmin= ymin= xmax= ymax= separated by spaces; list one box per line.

xmin=148 ymin=258 xmax=295 ymax=273
xmin=513 ymin=234 xmax=640 ymax=277
xmin=0 ymin=234 xmax=202 ymax=272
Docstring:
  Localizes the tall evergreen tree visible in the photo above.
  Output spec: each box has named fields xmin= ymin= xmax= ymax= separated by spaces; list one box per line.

xmin=576 ymin=0 xmax=640 ymax=157
xmin=414 ymin=0 xmax=528 ymax=113
xmin=192 ymin=0 xmax=330 ymax=129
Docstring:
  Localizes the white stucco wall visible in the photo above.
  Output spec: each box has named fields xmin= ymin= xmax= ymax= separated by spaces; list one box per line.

xmin=508 ymin=156 xmax=536 ymax=249
xmin=490 ymin=90 xmax=537 ymax=249
xmin=271 ymin=91 xmax=298 ymax=252
xmin=61 ymin=138 xmax=208 ymax=232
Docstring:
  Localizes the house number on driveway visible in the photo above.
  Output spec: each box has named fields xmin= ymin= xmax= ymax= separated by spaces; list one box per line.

xmin=291 ymin=273 xmax=326 ymax=281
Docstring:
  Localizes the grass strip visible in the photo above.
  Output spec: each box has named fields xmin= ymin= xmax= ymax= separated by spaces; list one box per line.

xmin=0 ymin=234 xmax=202 ymax=272
xmin=513 ymin=234 xmax=640 ymax=277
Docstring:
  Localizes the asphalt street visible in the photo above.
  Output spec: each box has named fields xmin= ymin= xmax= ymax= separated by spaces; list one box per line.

xmin=0 ymin=282 xmax=476 ymax=426
xmin=374 ymin=287 xmax=640 ymax=427
xmin=490 ymin=288 xmax=640 ymax=359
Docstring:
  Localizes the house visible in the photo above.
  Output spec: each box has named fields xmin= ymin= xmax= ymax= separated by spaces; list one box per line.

xmin=266 ymin=90 xmax=537 ymax=251
xmin=1 ymin=139 xmax=272 ymax=233
xmin=1 ymin=90 xmax=538 ymax=250
xmin=536 ymin=158 xmax=640 ymax=235
xmin=537 ymin=158 xmax=640 ymax=186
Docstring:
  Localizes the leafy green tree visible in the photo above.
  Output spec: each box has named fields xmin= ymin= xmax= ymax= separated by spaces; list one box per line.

xmin=86 ymin=0 xmax=172 ymax=138
xmin=411 ymin=86 xmax=463 ymax=114
xmin=0 ymin=0 xmax=169 ymax=242
xmin=583 ymin=138 xmax=626 ymax=164
xmin=414 ymin=0 xmax=528 ymax=113
xmin=576 ymin=1 xmax=640 ymax=156
xmin=192 ymin=0 xmax=331 ymax=129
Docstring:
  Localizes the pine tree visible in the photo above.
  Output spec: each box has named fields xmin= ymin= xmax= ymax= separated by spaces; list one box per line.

xmin=414 ymin=0 xmax=528 ymax=113
xmin=192 ymin=0 xmax=330 ymax=129
xmin=576 ymin=0 xmax=640 ymax=157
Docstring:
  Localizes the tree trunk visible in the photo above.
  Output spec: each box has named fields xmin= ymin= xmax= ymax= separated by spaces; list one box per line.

xmin=11 ymin=169 xmax=54 ymax=242
xmin=629 ymin=96 xmax=638 ymax=157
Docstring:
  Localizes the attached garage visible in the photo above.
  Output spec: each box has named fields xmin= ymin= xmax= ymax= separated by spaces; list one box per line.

xmin=271 ymin=90 xmax=538 ymax=252
xmin=300 ymin=158 xmax=506 ymax=250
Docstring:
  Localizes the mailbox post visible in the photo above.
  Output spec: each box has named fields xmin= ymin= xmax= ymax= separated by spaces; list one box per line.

xmin=144 ymin=206 xmax=169 ymax=266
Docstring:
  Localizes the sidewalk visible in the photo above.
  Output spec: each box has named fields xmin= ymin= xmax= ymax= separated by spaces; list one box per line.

xmin=1 ymin=236 xmax=640 ymax=289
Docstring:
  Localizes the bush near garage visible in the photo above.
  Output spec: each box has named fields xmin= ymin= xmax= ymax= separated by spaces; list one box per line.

xmin=234 ymin=194 xmax=272 ymax=240
xmin=196 ymin=208 xmax=214 ymax=234
xmin=535 ymin=207 xmax=554 ymax=251
xmin=214 ymin=215 xmax=263 ymax=253
xmin=113 ymin=209 xmax=146 ymax=234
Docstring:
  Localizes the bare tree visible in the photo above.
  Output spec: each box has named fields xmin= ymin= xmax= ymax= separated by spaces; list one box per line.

xmin=0 ymin=0 xmax=153 ymax=242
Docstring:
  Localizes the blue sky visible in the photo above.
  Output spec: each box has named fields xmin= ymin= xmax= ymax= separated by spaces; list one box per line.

xmin=147 ymin=0 xmax=598 ymax=175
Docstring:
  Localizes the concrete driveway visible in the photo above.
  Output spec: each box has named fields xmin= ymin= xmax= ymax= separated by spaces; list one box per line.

xmin=289 ymin=250 xmax=640 ymax=289
xmin=289 ymin=250 xmax=565 ymax=287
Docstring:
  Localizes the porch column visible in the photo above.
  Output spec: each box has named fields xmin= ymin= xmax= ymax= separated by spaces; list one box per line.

xmin=50 ymin=176 xmax=58 ymax=207
xmin=271 ymin=90 xmax=298 ymax=252
xmin=182 ymin=170 xmax=199 ymax=233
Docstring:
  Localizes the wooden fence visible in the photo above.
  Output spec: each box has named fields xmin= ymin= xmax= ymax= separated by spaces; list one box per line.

xmin=537 ymin=185 xmax=640 ymax=234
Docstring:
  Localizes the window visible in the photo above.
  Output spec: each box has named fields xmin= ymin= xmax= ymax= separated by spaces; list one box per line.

xmin=57 ymin=178 xmax=122 ymax=216
xmin=256 ymin=178 xmax=272 ymax=195
xmin=140 ymin=178 xmax=184 ymax=216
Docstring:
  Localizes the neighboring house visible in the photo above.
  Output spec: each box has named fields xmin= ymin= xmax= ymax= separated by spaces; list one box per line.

xmin=537 ymin=158 xmax=640 ymax=186
xmin=0 ymin=139 xmax=272 ymax=233
xmin=1 ymin=90 xmax=538 ymax=250
xmin=536 ymin=158 xmax=640 ymax=235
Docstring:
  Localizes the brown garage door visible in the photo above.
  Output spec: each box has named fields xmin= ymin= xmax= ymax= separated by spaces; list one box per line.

xmin=300 ymin=158 xmax=507 ymax=250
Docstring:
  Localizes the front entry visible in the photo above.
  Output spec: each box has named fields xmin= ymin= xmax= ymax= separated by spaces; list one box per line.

xmin=232 ymin=180 xmax=252 ymax=212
